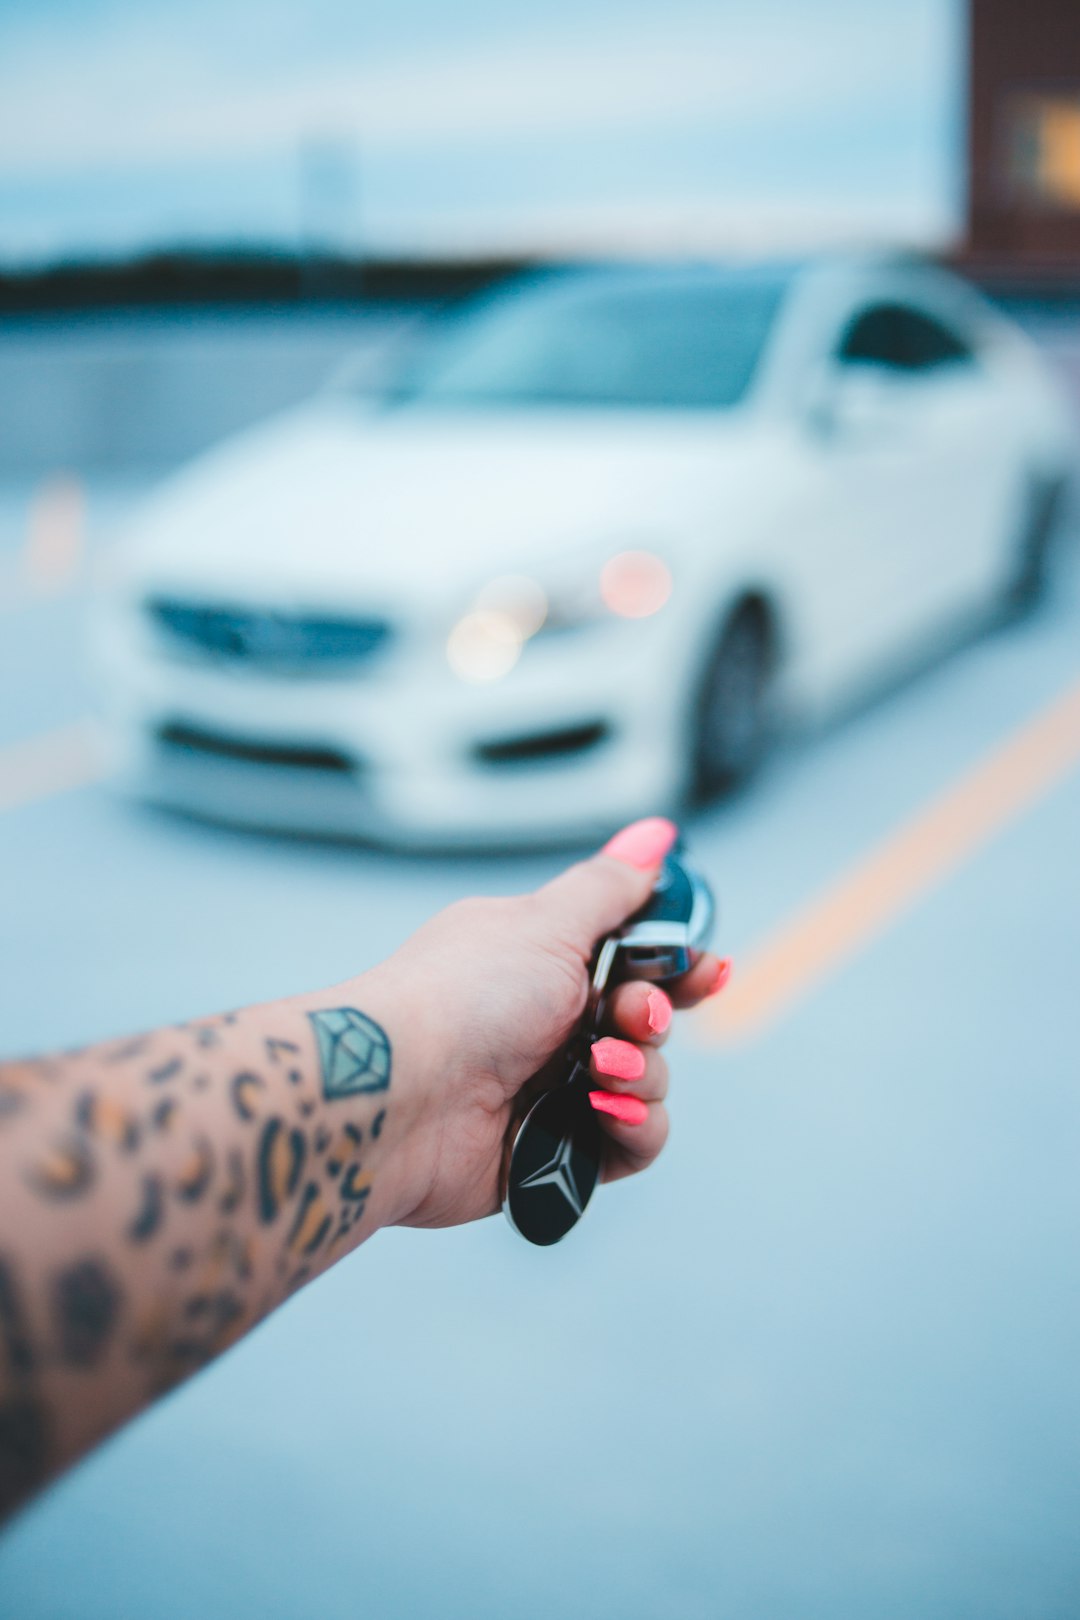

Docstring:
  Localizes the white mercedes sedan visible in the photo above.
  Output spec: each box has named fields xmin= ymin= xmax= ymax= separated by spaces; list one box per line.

xmin=93 ymin=255 xmax=1074 ymax=845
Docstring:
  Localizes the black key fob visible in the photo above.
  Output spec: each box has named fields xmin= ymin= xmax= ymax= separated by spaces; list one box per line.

xmin=503 ymin=851 xmax=715 ymax=1246
xmin=503 ymin=1070 xmax=602 ymax=1247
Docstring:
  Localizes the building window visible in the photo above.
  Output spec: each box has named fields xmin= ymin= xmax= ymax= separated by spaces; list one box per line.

xmin=1006 ymin=92 xmax=1080 ymax=210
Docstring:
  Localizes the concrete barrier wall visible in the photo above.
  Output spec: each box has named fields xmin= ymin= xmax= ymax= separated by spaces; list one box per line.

xmin=0 ymin=307 xmax=412 ymax=476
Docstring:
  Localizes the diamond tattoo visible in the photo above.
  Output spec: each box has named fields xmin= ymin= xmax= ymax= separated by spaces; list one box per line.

xmin=308 ymin=1009 xmax=391 ymax=1101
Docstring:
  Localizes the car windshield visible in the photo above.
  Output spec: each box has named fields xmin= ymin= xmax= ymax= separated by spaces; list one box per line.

xmin=384 ymin=271 xmax=790 ymax=411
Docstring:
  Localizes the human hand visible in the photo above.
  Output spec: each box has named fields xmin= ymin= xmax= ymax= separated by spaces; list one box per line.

xmin=0 ymin=819 xmax=727 ymax=1511
xmin=349 ymin=819 xmax=731 ymax=1231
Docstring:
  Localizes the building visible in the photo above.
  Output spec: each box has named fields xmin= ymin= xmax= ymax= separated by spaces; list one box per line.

xmin=967 ymin=0 xmax=1080 ymax=281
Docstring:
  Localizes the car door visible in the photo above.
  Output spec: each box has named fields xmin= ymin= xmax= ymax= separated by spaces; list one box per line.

xmin=861 ymin=298 xmax=1014 ymax=624
xmin=816 ymin=298 xmax=1004 ymax=676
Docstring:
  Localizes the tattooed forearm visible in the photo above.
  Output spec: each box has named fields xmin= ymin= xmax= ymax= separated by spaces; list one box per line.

xmin=0 ymin=1000 xmax=393 ymax=1519
xmin=174 ymin=1138 xmax=215 ymax=1203
xmin=265 ymin=1038 xmax=300 ymax=1065
xmin=128 ymin=1174 xmax=165 ymax=1243
xmin=0 ymin=1258 xmax=48 ymax=1515
xmin=0 ymin=1260 xmax=35 ymax=1381
xmin=256 ymin=1119 xmax=306 ymax=1223
xmin=0 ymin=1396 xmax=49 ymax=1517
xmin=218 ymin=1149 xmax=245 ymax=1216
xmin=148 ymin=1056 xmax=183 ymax=1086
xmin=26 ymin=1133 xmax=95 ymax=1200
xmin=51 ymin=1261 xmax=121 ymax=1369
xmin=231 ymin=1072 xmax=265 ymax=1121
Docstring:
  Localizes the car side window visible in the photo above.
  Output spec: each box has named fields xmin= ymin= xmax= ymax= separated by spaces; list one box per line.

xmin=837 ymin=302 xmax=973 ymax=373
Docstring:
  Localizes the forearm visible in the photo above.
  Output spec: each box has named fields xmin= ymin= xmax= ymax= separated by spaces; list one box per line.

xmin=0 ymin=821 xmax=703 ymax=1524
xmin=0 ymin=966 xmax=425 ymax=1519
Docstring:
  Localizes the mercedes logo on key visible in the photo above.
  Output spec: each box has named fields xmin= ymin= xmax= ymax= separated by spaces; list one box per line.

xmin=504 ymin=1078 xmax=602 ymax=1246
xmin=519 ymin=1131 xmax=585 ymax=1217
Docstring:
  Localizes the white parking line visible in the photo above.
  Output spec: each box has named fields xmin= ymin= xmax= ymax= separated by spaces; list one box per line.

xmin=0 ymin=721 xmax=106 ymax=815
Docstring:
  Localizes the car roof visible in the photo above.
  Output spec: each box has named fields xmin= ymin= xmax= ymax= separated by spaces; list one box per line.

xmin=505 ymin=259 xmax=803 ymax=292
xmin=489 ymin=249 xmax=939 ymax=298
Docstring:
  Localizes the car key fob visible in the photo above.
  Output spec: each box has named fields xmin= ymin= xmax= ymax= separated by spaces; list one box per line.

xmin=503 ymin=850 xmax=715 ymax=1246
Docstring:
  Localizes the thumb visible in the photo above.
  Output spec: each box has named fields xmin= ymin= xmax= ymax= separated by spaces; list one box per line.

xmin=536 ymin=818 xmax=678 ymax=954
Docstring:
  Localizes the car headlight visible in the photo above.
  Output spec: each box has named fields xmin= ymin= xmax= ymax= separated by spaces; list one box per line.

xmin=445 ymin=551 xmax=672 ymax=683
xmin=597 ymin=551 xmax=673 ymax=620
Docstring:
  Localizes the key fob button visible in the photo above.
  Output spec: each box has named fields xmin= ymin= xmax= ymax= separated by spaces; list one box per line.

xmin=628 ymin=855 xmax=694 ymax=926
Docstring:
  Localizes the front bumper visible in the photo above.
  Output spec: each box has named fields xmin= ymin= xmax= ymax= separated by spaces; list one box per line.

xmin=92 ymin=612 xmax=686 ymax=847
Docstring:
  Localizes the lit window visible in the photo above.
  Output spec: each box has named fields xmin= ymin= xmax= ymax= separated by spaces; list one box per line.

xmin=1007 ymin=93 xmax=1080 ymax=210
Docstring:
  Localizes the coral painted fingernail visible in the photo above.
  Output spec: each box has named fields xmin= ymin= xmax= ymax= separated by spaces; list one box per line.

xmin=645 ymin=988 xmax=672 ymax=1035
xmin=602 ymin=817 xmax=678 ymax=870
xmin=708 ymin=958 xmax=733 ymax=996
xmin=589 ymin=1090 xmax=649 ymax=1126
xmin=591 ymin=1038 xmax=646 ymax=1081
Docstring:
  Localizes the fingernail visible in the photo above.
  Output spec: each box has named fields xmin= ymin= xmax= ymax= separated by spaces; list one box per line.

xmin=591 ymin=1038 xmax=646 ymax=1081
xmin=602 ymin=816 xmax=677 ymax=871
xmin=708 ymin=958 xmax=733 ymax=996
xmin=645 ymin=988 xmax=672 ymax=1035
xmin=589 ymin=1090 xmax=649 ymax=1126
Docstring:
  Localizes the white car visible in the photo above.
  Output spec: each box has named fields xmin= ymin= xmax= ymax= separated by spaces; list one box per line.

xmin=94 ymin=255 xmax=1074 ymax=845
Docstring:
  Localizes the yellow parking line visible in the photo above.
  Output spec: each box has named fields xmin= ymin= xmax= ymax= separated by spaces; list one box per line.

xmin=0 ymin=721 xmax=106 ymax=815
xmin=697 ymin=674 xmax=1080 ymax=1046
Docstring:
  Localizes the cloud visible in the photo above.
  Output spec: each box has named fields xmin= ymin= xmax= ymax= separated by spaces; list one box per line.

xmin=0 ymin=1 xmax=952 ymax=175
xmin=0 ymin=0 xmax=957 ymax=260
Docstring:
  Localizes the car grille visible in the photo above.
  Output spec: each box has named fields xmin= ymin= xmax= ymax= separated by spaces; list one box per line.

xmin=147 ymin=598 xmax=394 ymax=671
xmin=473 ymin=721 xmax=611 ymax=766
xmin=156 ymin=722 xmax=355 ymax=774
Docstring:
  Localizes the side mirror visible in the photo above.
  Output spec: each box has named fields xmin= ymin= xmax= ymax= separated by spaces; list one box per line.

xmin=801 ymin=364 xmax=838 ymax=438
xmin=802 ymin=363 xmax=901 ymax=442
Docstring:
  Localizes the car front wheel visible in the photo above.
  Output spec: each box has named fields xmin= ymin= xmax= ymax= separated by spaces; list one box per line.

xmin=689 ymin=601 xmax=774 ymax=801
xmin=1007 ymin=473 xmax=1069 ymax=612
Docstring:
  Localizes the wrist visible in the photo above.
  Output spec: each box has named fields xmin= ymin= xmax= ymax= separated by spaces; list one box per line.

xmin=298 ymin=961 xmax=438 ymax=1238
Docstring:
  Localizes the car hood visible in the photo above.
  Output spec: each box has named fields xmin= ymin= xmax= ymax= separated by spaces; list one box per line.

xmin=116 ymin=398 xmax=764 ymax=608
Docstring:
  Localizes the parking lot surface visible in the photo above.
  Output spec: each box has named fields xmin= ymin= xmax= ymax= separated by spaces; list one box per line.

xmin=1 ymin=319 xmax=1078 ymax=1619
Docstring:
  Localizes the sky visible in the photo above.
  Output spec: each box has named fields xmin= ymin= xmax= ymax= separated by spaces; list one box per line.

xmin=0 ymin=0 xmax=963 ymax=265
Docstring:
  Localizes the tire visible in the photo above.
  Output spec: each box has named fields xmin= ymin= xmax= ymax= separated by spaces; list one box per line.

xmin=689 ymin=602 xmax=774 ymax=801
xmin=1007 ymin=474 xmax=1068 ymax=613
